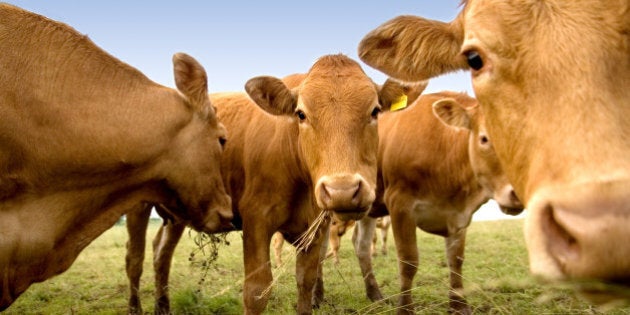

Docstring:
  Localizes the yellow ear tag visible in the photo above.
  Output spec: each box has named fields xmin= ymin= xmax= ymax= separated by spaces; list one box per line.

xmin=390 ymin=94 xmax=408 ymax=112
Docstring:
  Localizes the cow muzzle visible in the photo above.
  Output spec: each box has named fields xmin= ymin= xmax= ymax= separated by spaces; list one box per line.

xmin=495 ymin=185 xmax=524 ymax=216
xmin=315 ymin=174 xmax=375 ymax=221
xmin=525 ymin=179 xmax=630 ymax=302
xmin=195 ymin=195 xmax=235 ymax=233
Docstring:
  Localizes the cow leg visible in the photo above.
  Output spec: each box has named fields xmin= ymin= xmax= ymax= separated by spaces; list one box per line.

xmin=380 ymin=218 xmax=389 ymax=256
xmin=326 ymin=222 xmax=341 ymax=264
xmin=371 ymin=225 xmax=378 ymax=257
xmin=152 ymin=219 xmax=186 ymax=315
xmin=351 ymin=216 xmax=383 ymax=301
xmin=312 ymin=224 xmax=336 ymax=308
xmin=445 ymin=229 xmax=471 ymax=315
xmin=272 ymin=232 xmax=285 ymax=266
xmin=242 ymin=222 xmax=274 ymax=315
xmin=125 ymin=203 xmax=152 ymax=315
xmin=391 ymin=208 xmax=418 ymax=315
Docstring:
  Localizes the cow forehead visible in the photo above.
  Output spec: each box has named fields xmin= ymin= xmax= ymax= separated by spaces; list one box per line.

xmin=299 ymin=73 xmax=378 ymax=113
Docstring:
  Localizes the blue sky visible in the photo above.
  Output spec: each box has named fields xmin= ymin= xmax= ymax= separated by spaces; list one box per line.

xmin=8 ymin=1 xmax=521 ymax=221
xmin=9 ymin=1 xmax=472 ymax=94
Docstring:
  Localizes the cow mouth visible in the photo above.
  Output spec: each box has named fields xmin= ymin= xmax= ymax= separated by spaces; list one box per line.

xmin=499 ymin=204 xmax=524 ymax=216
xmin=330 ymin=207 xmax=369 ymax=222
xmin=542 ymin=278 xmax=630 ymax=306
xmin=196 ymin=207 xmax=235 ymax=233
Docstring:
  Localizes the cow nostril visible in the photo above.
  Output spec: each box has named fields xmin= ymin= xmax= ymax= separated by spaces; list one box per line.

xmin=352 ymin=181 xmax=362 ymax=204
xmin=509 ymin=190 xmax=522 ymax=206
xmin=542 ymin=204 xmax=580 ymax=269
xmin=319 ymin=184 xmax=332 ymax=207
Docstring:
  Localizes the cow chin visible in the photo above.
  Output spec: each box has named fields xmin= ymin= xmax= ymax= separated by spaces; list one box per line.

xmin=499 ymin=205 xmax=524 ymax=216
xmin=330 ymin=208 xmax=369 ymax=222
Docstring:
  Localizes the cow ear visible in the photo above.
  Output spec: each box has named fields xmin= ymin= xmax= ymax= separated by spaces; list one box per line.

xmin=432 ymin=98 xmax=471 ymax=130
xmin=172 ymin=53 xmax=210 ymax=111
xmin=245 ymin=76 xmax=297 ymax=116
xmin=378 ymin=79 xmax=428 ymax=112
xmin=358 ymin=15 xmax=468 ymax=82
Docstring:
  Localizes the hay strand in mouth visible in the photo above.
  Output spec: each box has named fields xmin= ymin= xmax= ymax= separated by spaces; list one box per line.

xmin=294 ymin=210 xmax=330 ymax=253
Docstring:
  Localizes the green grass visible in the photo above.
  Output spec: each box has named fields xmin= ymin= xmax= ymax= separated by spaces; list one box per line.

xmin=4 ymin=219 xmax=630 ymax=314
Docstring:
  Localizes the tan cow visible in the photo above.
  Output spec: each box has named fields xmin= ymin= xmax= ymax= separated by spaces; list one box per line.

xmin=349 ymin=92 xmax=523 ymax=314
xmin=358 ymin=1 xmax=630 ymax=300
xmin=370 ymin=215 xmax=390 ymax=257
xmin=0 ymin=4 xmax=233 ymax=311
xmin=124 ymin=55 xmax=416 ymax=314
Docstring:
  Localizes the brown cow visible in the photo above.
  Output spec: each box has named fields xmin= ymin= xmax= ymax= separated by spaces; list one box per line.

xmin=358 ymin=1 xmax=630 ymax=299
xmin=124 ymin=55 xmax=416 ymax=314
xmin=0 ymin=4 xmax=233 ymax=311
xmin=350 ymin=92 xmax=523 ymax=314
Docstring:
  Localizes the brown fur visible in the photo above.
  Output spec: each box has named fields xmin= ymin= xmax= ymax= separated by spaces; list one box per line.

xmin=358 ymin=0 xmax=630 ymax=297
xmin=0 ymin=4 xmax=232 ymax=310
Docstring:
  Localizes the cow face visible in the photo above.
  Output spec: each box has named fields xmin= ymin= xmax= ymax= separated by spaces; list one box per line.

xmin=159 ymin=53 xmax=233 ymax=232
xmin=245 ymin=55 xmax=410 ymax=221
xmin=433 ymin=96 xmax=523 ymax=215
xmin=358 ymin=0 xmax=630 ymax=296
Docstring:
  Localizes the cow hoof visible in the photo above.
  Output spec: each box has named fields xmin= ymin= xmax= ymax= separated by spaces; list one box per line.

xmin=449 ymin=299 xmax=472 ymax=315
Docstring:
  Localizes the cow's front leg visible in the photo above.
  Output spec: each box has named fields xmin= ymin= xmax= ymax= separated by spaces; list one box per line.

xmin=351 ymin=215 xmax=383 ymax=302
xmin=391 ymin=207 xmax=418 ymax=315
xmin=310 ymin=220 xmax=330 ymax=309
xmin=242 ymin=223 xmax=274 ymax=315
xmin=153 ymin=219 xmax=186 ymax=315
xmin=445 ymin=229 xmax=471 ymax=315
xmin=125 ymin=203 xmax=152 ymax=315
xmin=296 ymin=222 xmax=326 ymax=315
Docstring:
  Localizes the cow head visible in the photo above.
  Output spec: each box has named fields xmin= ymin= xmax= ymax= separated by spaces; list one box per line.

xmin=158 ymin=53 xmax=233 ymax=233
xmin=358 ymin=1 xmax=630 ymax=296
xmin=245 ymin=54 xmax=414 ymax=222
xmin=433 ymin=94 xmax=523 ymax=215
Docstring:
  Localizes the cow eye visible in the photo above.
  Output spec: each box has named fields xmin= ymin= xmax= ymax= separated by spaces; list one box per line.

xmin=465 ymin=50 xmax=484 ymax=71
xmin=219 ymin=136 xmax=227 ymax=147
xmin=371 ymin=107 xmax=381 ymax=119
xmin=295 ymin=109 xmax=307 ymax=121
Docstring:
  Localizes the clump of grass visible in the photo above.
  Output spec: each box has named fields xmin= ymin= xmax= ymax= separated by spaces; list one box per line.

xmin=171 ymin=287 xmax=241 ymax=314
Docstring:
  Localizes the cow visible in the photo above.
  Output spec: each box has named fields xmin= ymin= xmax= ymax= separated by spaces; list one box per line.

xmin=0 ymin=3 xmax=233 ymax=311
xmin=349 ymin=91 xmax=523 ymax=314
xmin=370 ymin=215 xmax=390 ymax=257
xmin=324 ymin=215 xmax=390 ymax=265
xmin=357 ymin=0 xmax=630 ymax=300
xmin=124 ymin=55 xmax=418 ymax=315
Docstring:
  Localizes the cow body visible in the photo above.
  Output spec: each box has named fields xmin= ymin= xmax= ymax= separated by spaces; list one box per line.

xmin=124 ymin=56 xmax=415 ymax=314
xmin=218 ymin=56 xmax=414 ymax=314
xmin=358 ymin=0 xmax=630 ymax=299
xmin=0 ymin=4 xmax=233 ymax=310
xmin=351 ymin=92 xmax=523 ymax=314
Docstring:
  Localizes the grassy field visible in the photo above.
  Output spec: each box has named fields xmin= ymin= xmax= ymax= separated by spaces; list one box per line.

xmin=5 ymin=218 xmax=629 ymax=314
